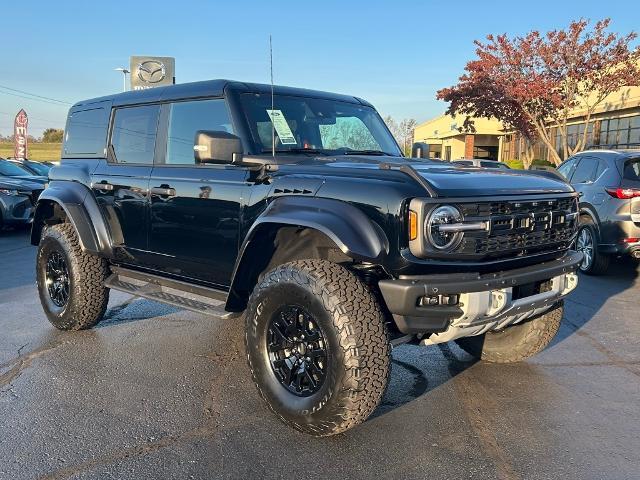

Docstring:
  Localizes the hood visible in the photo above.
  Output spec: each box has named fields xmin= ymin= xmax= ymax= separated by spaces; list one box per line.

xmin=406 ymin=161 xmax=572 ymax=197
xmin=267 ymin=155 xmax=573 ymax=197
xmin=0 ymin=177 xmax=43 ymax=191
xmin=7 ymin=175 xmax=49 ymax=185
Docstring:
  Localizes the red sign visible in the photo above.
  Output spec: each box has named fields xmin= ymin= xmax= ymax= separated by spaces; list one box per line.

xmin=14 ymin=109 xmax=28 ymax=160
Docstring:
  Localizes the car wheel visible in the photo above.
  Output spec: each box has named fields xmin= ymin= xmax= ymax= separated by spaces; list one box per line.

xmin=36 ymin=223 xmax=110 ymax=330
xmin=245 ymin=259 xmax=391 ymax=436
xmin=575 ymin=218 xmax=609 ymax=275
xmin=455 ymin=301 xmax=563 ymax=363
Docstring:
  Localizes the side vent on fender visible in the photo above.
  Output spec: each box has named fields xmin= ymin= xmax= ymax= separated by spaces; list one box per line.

xmin=273 ymin=188 xmax=313 ymax=195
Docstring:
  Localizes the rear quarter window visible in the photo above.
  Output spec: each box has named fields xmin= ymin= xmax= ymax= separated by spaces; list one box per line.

xmin=622 ymin=159 xmax=640 ymax=186
xmin=63 ymin=103 xmax=111 ymax=158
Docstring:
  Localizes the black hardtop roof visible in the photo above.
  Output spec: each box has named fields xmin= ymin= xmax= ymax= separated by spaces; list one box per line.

xmin=71 ymin=79 xmax=372 ymax=109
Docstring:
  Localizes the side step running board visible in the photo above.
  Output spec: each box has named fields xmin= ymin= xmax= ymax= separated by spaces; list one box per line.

xmin=105 ymin=266 xmax=228 ymax=316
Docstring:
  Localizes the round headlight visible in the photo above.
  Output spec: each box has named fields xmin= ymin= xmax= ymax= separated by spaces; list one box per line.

xmin=426 ymin=205 xmax=463 ymax=251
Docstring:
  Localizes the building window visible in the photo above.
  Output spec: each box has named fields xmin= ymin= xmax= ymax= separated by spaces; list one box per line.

xmin=473 ymin=146 xmax=498 ymax=160
xmin=554 ymin=122 xmax=594 ymax=156
xmin=597 ymin=115 xmax=640 ymax=149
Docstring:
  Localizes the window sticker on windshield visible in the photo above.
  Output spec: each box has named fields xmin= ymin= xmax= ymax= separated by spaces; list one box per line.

xmin=266 ymin=110 xmax=297 ymax=145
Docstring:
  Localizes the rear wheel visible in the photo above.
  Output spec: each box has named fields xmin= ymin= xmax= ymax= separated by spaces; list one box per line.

xmin=36 ymin=223 xmax=109 ymax=330
xmin=245 ymin=259 xmax=391 ymax=436
xmin=575 ymin=218 xmax=609 ymax=275
xmin=455 ymin=302 xmax=563 ymax=363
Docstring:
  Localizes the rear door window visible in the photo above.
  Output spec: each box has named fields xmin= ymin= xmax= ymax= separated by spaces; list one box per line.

xmin=110 ymin=105 xmax=160 ymax=164
xmin=593 ymin=159 xmax=608 ymax=183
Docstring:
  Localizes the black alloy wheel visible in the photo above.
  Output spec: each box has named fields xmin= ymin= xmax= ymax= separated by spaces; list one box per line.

xmin=45 ymin=251 xmax=70 ymax=307
xmin=267 ymin=305 xmax=328 ymax=397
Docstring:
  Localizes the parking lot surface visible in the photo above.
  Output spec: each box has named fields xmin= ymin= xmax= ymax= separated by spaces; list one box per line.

xmin=1 ymin=228 xmax=639 ymax=480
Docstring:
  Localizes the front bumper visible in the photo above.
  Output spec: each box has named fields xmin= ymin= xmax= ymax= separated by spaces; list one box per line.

xmin=379 ymin=251 xmax=582 ymax=337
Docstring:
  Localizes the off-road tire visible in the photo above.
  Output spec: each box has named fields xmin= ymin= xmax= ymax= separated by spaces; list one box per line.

xmin=36 ymin=223 xmax=109 ymax=330
xmin=245 ymin=259 xmax=391 ymax=436
xmin=455 ymin=301 xmax=563 ymax=363
xmin=576 ymin=218 xmax=609 ymax=275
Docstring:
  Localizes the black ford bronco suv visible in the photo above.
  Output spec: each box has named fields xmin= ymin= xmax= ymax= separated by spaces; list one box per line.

xmin=32 ymin=80 xmax=581 ymax=436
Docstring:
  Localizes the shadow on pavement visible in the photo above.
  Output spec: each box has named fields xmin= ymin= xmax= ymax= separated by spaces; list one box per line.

xmin=96 ymin=297 xmax=185 ymax=328
xmin=372 ymin=342 xmax=478 ymax=419
xmin=553 ymin=257 xmax=639 ymax=345
xmin=0 ymin=227 xmax=36 ymax=294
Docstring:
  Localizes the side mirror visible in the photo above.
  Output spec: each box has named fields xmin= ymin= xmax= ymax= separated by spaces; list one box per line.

xmin=194 ymin=130 xmax=243 ymax=164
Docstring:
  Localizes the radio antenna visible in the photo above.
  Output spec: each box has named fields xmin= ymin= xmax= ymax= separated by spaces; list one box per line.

xmin=270 ymin=34 xmax=275 ymax=157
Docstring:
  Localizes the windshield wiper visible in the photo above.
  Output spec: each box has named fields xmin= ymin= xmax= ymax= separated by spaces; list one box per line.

xmin=261 ymin=148 xmax=329 ymax=156
xmin=341 ymin=149 xmax=394 ymax=156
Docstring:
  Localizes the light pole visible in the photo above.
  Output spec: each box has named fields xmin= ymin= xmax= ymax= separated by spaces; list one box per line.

xmin=114 ymin=67 xmax=130 ymax=92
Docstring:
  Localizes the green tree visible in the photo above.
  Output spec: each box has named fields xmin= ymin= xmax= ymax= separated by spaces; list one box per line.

xmin=42 ymin=128 xmax=64 ymax=143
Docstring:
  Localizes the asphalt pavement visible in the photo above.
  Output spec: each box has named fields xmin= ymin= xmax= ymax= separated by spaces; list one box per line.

xmin=1 ymin=227 xmax=639 ymax=480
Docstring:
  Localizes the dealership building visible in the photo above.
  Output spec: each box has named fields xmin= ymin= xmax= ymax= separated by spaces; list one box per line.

xmin=414 ymin=84 xmax=640 ymax=163
xmin=413 ymin=114 xmax=503 ymax=160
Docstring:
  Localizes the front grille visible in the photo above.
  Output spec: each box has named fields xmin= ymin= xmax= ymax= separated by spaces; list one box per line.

xmin=456 ymin=196 xmax=578 ymax=260
xmin=459 ymin=197 xmax=576 ymax=216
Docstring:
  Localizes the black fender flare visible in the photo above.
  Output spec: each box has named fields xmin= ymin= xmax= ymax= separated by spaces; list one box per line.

xmin=31 ymin=180 xmax=113 ymax=257
xmin=225 ymin=196 xmax=389 ymax=311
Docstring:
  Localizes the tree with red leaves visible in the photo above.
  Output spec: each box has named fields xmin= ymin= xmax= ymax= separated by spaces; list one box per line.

xmin=437 ymin=19 xmax=640 ymax=166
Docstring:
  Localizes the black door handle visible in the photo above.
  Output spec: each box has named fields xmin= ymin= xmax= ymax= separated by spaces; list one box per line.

xmin=92 ymin=182 xmax=114 ymax=191
xmin=150 ymin=186 xmax=176 ymax=197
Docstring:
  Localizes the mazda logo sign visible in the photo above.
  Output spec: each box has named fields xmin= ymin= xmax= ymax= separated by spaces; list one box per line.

xmin=137 ymin=60 xmax=166 ymax=84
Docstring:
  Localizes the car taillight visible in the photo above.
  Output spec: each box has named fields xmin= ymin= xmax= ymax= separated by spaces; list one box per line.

xmin=605 ymin=188 xmax=640 ymax=199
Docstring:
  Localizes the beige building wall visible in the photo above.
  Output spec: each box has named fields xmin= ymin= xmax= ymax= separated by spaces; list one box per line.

xmin=414 ymin=114 xmax=503 ymax=160
xmin=501 ymin=84 xmax=640 ymax=162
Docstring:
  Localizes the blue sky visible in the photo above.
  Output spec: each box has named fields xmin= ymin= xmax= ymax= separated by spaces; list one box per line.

xmin=1 ymin=0 xmax=639 ymax=136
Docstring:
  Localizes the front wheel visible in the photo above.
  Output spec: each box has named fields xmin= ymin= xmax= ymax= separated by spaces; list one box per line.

xmin=455 ymin=301 xmax=564 ymax=363
xmin=245 ymin=260 xmax=391 ymax=436
xmin=36 ymin=223 xmax=109 ymax=330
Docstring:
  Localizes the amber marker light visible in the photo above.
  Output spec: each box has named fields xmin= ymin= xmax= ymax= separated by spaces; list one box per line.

xmin=409 ymin=210 xmax=418 ymax=240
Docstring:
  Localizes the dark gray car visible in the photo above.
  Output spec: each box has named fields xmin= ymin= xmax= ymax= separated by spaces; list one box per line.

xmin=0 ymin=177 xmax=43 ymax=227
xmin=0 ymin=159 xmax=48 ymax=185
xmin=557 ymin=149 xmax=640 ymax=274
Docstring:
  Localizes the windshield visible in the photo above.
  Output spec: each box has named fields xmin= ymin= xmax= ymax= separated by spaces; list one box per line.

xmin=0 ymin=161 xmax=33 ymax=177
xmin=240 ymin=93 xmax=401 ymax=156
xmin=25 ymin=161 xmax=50 ymax=175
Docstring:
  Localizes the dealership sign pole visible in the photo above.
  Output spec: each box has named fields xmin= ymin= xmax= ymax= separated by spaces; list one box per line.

xmin=14 ymin=109 xmax=28 ymax=160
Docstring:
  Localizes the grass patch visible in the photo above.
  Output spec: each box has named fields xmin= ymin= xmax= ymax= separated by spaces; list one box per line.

xmin=0 ymin=142 xmax=62 ymax=161
xmin=504 ymin=158 xmax=556 ymax=170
